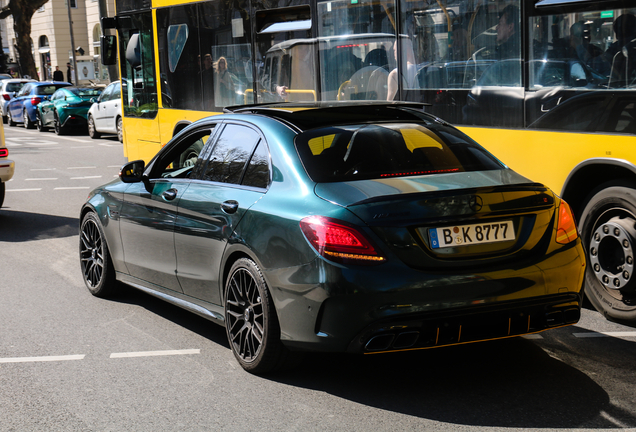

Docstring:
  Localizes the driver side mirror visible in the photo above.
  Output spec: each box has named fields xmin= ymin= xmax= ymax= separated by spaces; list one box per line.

xmin=120 ymin=160 xmax=146 ymax=183
xmin=101 ymin=35 xmax=117 ymax=66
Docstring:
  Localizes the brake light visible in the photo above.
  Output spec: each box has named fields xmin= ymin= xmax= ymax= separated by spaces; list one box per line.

xmin=31 ymin=97 xmax=42 ymax=106
xmin=0 ymin=148 xmax=7 ymax=158
xmin=300 ymin=216 xmax=386 ymax=264
xmin=2 ymin=94 xmax=10 ymax=101
xmin=556 ymin=200 xmax=578 ymax=244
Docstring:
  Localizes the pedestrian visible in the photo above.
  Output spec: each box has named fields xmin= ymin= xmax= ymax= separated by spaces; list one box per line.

xmin=53 ymin=66 xmax=64 ymax=81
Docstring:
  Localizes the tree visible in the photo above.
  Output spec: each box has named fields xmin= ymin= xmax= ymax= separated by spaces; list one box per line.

xmin=0 ymin=0 xmax=49 ymax=78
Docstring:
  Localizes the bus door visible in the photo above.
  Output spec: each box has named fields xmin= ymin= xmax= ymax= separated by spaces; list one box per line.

xmin=118 ymin=12 xmax=161 ymax=162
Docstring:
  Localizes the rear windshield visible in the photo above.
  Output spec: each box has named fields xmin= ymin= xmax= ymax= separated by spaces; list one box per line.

xmin=295 ymin=123 xmax=504 ymax=182
xmin=5 ymin=82 xmax=27 ymax=92
xmin=70 ymin=88 xmax=102 ymax=98
xmin=36 ymin=85 xmax=68 ymax=95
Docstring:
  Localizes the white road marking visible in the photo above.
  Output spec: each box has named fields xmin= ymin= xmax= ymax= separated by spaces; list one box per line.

xmin=108 ymin=165 xmax=121 ymax=168
xmin=30 ymin=168 xmax=56 ymax=171
xmin=70 ymin=146 xmax=95 ymax=149
xmin=0 ymin=354 xmax=85 ymax=364
xmin=68 ymin=166 xmax=97 ymax=170
xmin=25 ymin=178 xmax=57 ymax=181
xmin=61 ymin=137 xmax=93 ymax=143
xmin=54 ymin=187 xmax=91 ymax=190
xmin=573 ymin=331 xmax=636 ymax=338
xmin=110 ymin=349 xmax=201 ymax=359
xmin=6 ymin=188 xmax=42 ymax=192
xmin=71 ymin=176 xmax=102 ymax=180
xmin=522 ymin=334 xmax=544 ymax=340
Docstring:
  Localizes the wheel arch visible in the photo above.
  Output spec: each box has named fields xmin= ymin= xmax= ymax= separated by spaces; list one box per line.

xmin=220 ymin=246 xmax=258 ymax=301
xmin=173 ymin=121 xmax=191 ymax=138
xmin=561 ymin=158 xmax=636 ymax=220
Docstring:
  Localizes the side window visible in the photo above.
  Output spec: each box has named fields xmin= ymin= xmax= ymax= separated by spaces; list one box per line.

xmin=153 ymin=129 xmax=213 ymax=179
xmin=113 ymin=82 xmax=121 ymax=99
xmin=100 ymin=85 xmax=114 ymax=102
xmin=18 ymin=84 xmax=31 ymax=96
xmin=242 ymin=140 xmax=270 ymax=189
xmin=202 ymin=124 xmax=260 ymax=184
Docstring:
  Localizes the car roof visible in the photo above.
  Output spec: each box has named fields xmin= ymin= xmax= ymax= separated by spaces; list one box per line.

xmin=224 ymin=102 xmax=435 ymax=132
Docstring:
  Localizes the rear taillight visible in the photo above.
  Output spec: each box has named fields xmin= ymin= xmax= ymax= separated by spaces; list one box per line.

xmin=556 ymin=200 xmax=578 ymax=244
xmin=0 ymin=148 xmax=8 ymax=158
xmin=2 ymin=94 xmax=10 ymax=101
xmin=31 ymin=96 xmax=42 ymax=106
xmin=300 ymin=216 xmax=386 ymax=264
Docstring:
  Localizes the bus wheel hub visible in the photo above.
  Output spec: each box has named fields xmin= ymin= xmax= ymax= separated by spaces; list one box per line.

xmin=589 ymin=217 xmax=636 ymax=291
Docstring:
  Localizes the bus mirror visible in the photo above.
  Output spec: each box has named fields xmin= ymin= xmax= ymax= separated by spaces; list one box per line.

xmin=101 ymin=35 xmax=117 ymax=65
xmin=126 ymin=33 xmax=141 ymax=69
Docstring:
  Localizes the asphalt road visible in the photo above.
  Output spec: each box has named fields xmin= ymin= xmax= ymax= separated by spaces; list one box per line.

xmin=1 ymin=124 xmax=635 ymax=431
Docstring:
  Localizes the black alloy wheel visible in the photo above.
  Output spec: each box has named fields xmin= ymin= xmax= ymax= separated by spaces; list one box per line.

xmin=36 ymin=111 xmax=47 ymax=132
xmin=80 ymin=212 xmax=117 ymax=297
xmin=23 ymin=108 xmax=34 ymax=129
xmin=88 ymin=115 xmax=100 ymax=139
xmin=54 ymin=112 xmax=65 ymax=135
xmin=224 ymin=258 xmax=289 ymax=374
xmin=580 ymin=181 xmax=636 ymax=323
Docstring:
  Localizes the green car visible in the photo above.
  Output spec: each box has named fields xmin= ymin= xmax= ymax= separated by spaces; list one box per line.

xmin=36 ymin=86 xmax=102 ymax=135
xmin=79 ymin=102 xmax=586 ymax=374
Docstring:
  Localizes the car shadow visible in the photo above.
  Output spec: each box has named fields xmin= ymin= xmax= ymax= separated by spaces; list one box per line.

xmin=100 ymin=283 xmax=636 ymax=428
xmin=267 ymin=332 xmax=636 ymax=429
xmin=0 ymin=209 xmax=78 ymax=241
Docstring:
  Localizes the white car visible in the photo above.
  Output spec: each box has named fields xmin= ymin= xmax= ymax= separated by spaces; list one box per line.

xmin=0 ymin=78 xmax=36 ymax=123
xmin=87 ymin=80 xmax=123 ymax=142
xmin=0 ymin=121 xmax=15 ymax=208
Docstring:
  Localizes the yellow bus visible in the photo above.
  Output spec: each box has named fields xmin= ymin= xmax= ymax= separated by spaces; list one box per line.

xmin=102 ymin=0 xmax=636 ymax=322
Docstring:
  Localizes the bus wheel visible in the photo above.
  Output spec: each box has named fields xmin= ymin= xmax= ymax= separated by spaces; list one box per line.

xmin=579 ymin=181 xmax=636 ymax=323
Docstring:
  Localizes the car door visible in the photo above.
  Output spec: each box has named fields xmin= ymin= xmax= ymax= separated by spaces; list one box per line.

xmin=174 ymin=122 xmax=270 ymax=304
xmin=93 ymin=83 xmax=113 ymax=130
xmin=104 ymin=82 xmax=121 ymax=133
xmin=118 ymin=126 xmax=215 ymax=292
xmin=9 ymin=83 xmax=30 ymax=120
xmin=39 ymin=89 xmax=59 ymax=126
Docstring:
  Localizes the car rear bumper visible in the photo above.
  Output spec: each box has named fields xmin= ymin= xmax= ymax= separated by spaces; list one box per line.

xmin=266 ymin=239 xmax=586 ymax=353
xmin=0 ymin=158 xmax=15 ymax=182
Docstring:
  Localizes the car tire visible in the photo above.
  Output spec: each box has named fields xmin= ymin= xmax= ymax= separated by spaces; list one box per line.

xmin=2 ymin=115 xmax=7 ymax=124
xmin=23 ymin=108 xmax=34 ymax=129
xmin=0 ymin=181 xmax=5 ymax=208
xmin=116 ymin=116 xmax=123 ymax=143
xmin=579 ymin=181 xmax=636 ymax=323
xmin=80 ymin=212 xmax=118 ymax=297
xmin=225 ymin=257 xmax=293 ymax=374
xmin=54 ymin=112 xmax=65 ymax=135
xmin=88 ymin=115 xmax=100 ymax=139
xmin=36 ymin=111 xmax=47 ymax=132
xmin=7 ymin=111 xmax=15 ymax=127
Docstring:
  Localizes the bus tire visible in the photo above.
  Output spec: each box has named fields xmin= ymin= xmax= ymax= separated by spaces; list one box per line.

xmin=579 ymin=181 xmax=636 ymax=323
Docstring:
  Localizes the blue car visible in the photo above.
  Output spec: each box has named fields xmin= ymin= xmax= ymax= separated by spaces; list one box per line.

xmin=6 ymin=81 xmax=71 ymax=128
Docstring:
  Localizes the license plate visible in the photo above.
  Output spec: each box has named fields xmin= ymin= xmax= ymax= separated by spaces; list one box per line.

xmin=429 ymin=221 xmax=515 ymax=249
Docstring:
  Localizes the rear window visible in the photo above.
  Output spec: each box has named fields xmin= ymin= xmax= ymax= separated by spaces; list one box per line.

xmin=5 ymin=82 xmax=27 ymax=92
xmin=295 ymin=123 xmax=504 ymax=182
xmin=70 ymin=88 xmax=102 ymax=98
xmin=36 ymin=85 xmax=68 ymax=95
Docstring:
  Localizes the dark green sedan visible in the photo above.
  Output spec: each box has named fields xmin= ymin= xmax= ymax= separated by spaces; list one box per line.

xmin=79 ymin=102 xmax=586 ymax=374
xmin=36 ymin=86 xmax=102 ymax=135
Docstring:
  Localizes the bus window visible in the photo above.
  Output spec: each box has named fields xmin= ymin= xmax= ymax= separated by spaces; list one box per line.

xmin=255 ymin=6 xmax=315 ymax=103
xmin=119 ymin=12 xmax=157 ymax=119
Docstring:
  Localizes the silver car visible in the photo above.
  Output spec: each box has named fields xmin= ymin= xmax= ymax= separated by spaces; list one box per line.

xmin=87 ymin=80 xmax=123 ymax=142
xmin=1 ymin=79 xmax=36 ymax=123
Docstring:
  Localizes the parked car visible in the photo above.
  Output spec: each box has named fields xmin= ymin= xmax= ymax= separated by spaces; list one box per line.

xmin=0 ymin=121 xmax=14 ymax=208
xmin=36 ymin=86 xmax=102 ymax=135
xmin=0 ymin=78 xmax=36 ymax=123
xmin=87 ymin=80 xmax=123 ymax=141
xmin=6 ymin=81 xmax=71 ymax=128
xmin=79 ymin=102 xmax=586 ymax=374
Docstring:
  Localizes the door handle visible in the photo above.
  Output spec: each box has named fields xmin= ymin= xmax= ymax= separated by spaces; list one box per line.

xmin=162 ymin=188 xmax=178 ymax=201
xmin=221 ymin=200 xmax=239 ymax=214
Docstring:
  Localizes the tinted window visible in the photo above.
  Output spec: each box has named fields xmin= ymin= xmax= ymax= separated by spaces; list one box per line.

xmin=202 ymin=124 xmax=260 ymax=184
xmin=99 ymin=84 xmax=114 ymax=102
xmin=155 ymin=129 xmax=213 ymax=179
xmin=296 ymin=122 xmax=503 ymax=182
xmin=242 ymin=140 xmax=270 ymax=189
xmin=37 ymin=85 xmax=67 ymax=95
xmin=71 ymin=88 xmax=102 ymax=98
xmin=5 ymin=82 xmax=27 ymax=92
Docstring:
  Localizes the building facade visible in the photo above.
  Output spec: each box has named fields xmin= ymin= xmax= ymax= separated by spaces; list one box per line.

xmin=2 ymin=0 xmax=115 ymax=83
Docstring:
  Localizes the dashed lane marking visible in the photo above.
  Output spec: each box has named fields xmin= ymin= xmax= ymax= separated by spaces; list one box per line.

xmin=25 ymin=178 xmax=58 ymax=181
xmin=573 ymin=331 xmax=636 ymax=338
xmin=68 ymin=166 xmax=97 ymax=170
xmin=0 ymin=355 xmax=85 ymax=364
xmin=110 ymin=349 xmax=201 ymax=359
xmin=6 ymin=188 xmax=42 ymax=192
xmin=54 ymin=186 xmax=91 ymax=190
